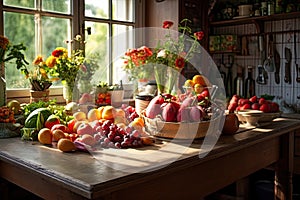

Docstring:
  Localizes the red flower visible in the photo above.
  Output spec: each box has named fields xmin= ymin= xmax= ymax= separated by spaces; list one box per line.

xmin=175 ymin=57 xmax=185 ymax=69
xmin=163 ymin=21 xmax=174 ymax=29
xmin=52 ymin=49 xmax=64 ymax=57
xmin=194 ymin=31 xmax=204 ymax=41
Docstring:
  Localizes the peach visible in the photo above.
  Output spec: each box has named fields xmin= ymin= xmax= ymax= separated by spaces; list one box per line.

xmin=52 ymin=129 xmax=66 ymax=142
xmin=73 ymin=111 xmax=87 ymax=121
xmin=87 ymin=108 xmax=101 ymax=122
xmin=102 ymin=105 xmax=117 ymax=120
xmin=38 ymin=128 xmax=52 ymax=145
xmin=57 ymin=138 xmax=76 ymax=152
xmin=77 ymin=134 xmax=97 ymax=146
xmin=73 ymin=120 xmax=88 ymax=133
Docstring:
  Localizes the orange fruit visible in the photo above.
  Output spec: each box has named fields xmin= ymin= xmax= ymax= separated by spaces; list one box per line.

xmin=184 ymin=79 xmax=195 ymax=87
xmin=87 ymin=108 xmax=101 ymax=122
xmin=192 ymin=75 xmax=210 ymax=87
xmin=57 ymin=138 xmax=76 ymax=152
xmin=38 ymin=128 xmax=53 ymax=145
xmin=97 ymin=106 xmax=104 ymax=119
xmin=194 ymin=83 xmax=204 ymax=94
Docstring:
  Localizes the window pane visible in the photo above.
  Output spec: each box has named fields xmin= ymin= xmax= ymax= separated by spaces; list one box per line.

xmin=4 ymin=12 xmax=35 ymax=89
xmin=41 ymin=16 xmax=70 ymax=87
xmin=42 ymin=0 xmax=71 ymax=14
xmin=4 ymin=0 xmax=35 ymax=9
xmin=85 ymin=0 xmax=109 ymax=19
xmin=112 ymin=24 xmax=133 ymax=84
xmin=112 ymin=0 xmax=134 ymax=22
xmin=83 ymin=21 xmax=108 ymax=92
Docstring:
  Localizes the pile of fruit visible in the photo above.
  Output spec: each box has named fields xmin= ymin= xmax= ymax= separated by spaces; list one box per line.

xmin=183 ymin=74 xmax=211 ymax=94
xmin=227 ymin=94 xmax=280 ymax=113
xmin=21 ymin=103 xmax=153 ymax=152
xmin=0 ymin=106 xmax=16 ymax=123
xmin=144 ymin=88 xmax=212 ymax=123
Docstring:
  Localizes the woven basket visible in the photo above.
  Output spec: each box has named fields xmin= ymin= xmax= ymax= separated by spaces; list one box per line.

xmin=142 ymin=114 xmax=215 ymax=139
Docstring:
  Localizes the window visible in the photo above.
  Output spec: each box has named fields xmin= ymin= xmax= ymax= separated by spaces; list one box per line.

xmin=1 ymin=0 xmax=139 ymax=100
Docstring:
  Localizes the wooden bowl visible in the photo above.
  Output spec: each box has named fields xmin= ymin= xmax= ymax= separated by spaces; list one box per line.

xmin=235 ymin=109 xmax=281 ymax=126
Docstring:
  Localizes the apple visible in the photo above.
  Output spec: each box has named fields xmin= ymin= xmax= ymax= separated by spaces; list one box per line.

xmin=76 ymin=123 xmax=95 ymax=136
xmin=51 ymin=124 xmax=71 ymax=134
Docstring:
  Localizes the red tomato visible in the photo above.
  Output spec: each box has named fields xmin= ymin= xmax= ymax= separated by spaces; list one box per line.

xmin=44 ymin=115 xmax=61 ymax=129
xmin=260 ymin=103 xmax=271 ymax=113
xmin=67 ymin=119 xmax=76 ymax=133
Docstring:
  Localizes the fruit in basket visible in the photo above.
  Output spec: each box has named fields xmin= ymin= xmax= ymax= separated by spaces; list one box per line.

xmin=57 ymin=138 xmax=76 ymax=152
xmin=145 ymin=95 xmax=164 ymax=119
xmin=177 ymin=107 xmax=191 ymax=122
xmin=190 ymin=106 xmax=203 ymax=122
xmin=192 ymin=74 xmax=209 ymax=87
xmin=228 ymin=95 xmax=280 ymax=113
xmin=161 ymin=101 xmax=178 ymax=122
xmin=38 ymin=128 xmax=52 ymax=145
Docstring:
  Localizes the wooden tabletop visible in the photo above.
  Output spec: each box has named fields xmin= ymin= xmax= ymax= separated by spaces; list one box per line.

xmin=0 ymin=117 xmax=300 ymax=199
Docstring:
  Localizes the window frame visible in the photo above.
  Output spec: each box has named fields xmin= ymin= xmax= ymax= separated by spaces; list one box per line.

xmin=1 ymin=0 xmax=143 ymax=103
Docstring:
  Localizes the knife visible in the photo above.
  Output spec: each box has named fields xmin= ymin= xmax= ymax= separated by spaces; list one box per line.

xmin=274 ymin=47 xmax=280 ymax=84
xmin=284 ymin=47 xmax=292 ymax=84
xmin=295 ymin=32 xmax=300 ymax=82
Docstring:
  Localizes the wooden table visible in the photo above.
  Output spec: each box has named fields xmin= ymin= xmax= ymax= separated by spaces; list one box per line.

xmin=0 ymin=118 xmax=299 ymax=200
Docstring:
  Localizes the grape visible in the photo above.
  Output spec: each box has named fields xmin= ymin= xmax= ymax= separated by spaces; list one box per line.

xmin=94 ymin=133 xmax=101 ymax=142
xmin=108 ymin=132 xmax=115 ymax=141
xmin=115 ymin=142 xmax=121 ymax=149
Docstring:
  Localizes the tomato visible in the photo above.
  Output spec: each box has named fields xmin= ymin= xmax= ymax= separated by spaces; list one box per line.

xmin=67 ymin=119 xmax=76 ymax=133
xmin=44 ymin=115 xmax=61 ymax=129
xmin=260 ymin=103 xmax=271 ymax=113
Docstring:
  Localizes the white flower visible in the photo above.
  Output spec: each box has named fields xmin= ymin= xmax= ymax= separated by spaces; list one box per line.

xmin=157 ymin=49 xmax=167 ymax=58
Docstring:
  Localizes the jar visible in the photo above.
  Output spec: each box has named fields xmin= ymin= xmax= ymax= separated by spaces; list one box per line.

xmin=135 ymin=94 xmax=153 ymax=116
xmin=268 ymin=1 xmax=274 ymax=15
xmin=261 ymin=2 xmax=267 ymax=15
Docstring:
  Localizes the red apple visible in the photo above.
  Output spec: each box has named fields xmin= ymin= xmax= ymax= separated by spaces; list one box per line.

xmin=51 ymin=124 xmax=71 ymax=134
xmin=76 ymin=123 xmax=95 ymax=136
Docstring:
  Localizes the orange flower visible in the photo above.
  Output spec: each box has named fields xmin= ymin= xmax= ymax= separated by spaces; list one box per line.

xmin=33 ymin=55 xmax=44 ymax=65
xmin=45 ymin=55 xmax=57 ymax=68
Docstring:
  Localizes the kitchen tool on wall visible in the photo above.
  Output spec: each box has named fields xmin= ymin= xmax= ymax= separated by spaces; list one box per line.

xmin=294 ymin=32 xmax=300 ymax=82
xmin=274 ymin=43 xmax=281 ymax=84
xmin=256 ymin=64 xmax=267 ymax=84
xmin=225 ymin=54 xmax=234 ymax=97
xmin=263 ymin=34 xmax=275 ymax=72
xmin=241 ymin=36 xmax=249 ymax=56
xmin=284 ymin=47 xmax=292 ymax=84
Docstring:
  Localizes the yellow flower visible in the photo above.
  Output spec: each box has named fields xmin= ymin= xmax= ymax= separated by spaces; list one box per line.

xmin=46 ymin=55 xmax=57 ymax=68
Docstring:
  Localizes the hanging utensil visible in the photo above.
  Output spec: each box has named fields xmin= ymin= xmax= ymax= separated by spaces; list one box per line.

xmin=294 ymin=32 xmax=300 ymax=83
xmin=263 ymin=34 xmax=275 ymax=72
xmin=284 ymin=47 xmax=292 ymax=84
xmin=274 ymin=45 xmax=281 ymax=84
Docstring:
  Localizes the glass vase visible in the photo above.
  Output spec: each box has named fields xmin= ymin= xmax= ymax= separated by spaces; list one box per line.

xmin=62 ymin=82 xmax=79 ymax=104
xmin=154 ymin=64 xmax=167 ymax=95
xmin=166 ymin=67 xmax=180 ymax=94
